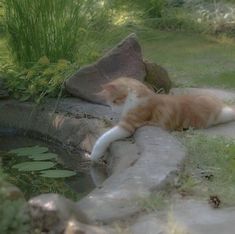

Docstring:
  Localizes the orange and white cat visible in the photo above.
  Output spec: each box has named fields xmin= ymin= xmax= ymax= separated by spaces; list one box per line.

xmin=90 ymin=77 xmax=235 ymax=161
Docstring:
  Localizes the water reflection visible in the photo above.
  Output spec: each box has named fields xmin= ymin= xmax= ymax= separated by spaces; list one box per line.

xmin=0 ymin=128 xmax=107 ymax=199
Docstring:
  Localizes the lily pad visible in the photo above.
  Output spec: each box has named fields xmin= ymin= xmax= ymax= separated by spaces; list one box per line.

xmin=40 ymin=169 xmax=76 ymax=178
xmin=9 ymin=146 xmax=49 ymax=156
xmin=29 ymin=153 xmax=58 ymax=161
xmin=12 ymin=161 xmax=55 ymax=171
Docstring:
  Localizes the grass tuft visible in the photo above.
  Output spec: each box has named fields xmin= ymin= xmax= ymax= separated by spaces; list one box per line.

xmin=4 ymin=0 xmax=108 ymax=67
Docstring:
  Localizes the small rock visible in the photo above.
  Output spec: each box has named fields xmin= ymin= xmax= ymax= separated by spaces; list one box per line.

xmin=144 ymin=61 xmax=172 ymax=93
xmin=28 ymin=193 xmax=90 ymax=233
xmin=65 ymin=33 xmax=146 ymax=105
xmin=64 ymin=218 xmax=112 ymax=234
xmin=0 ymin=181 xmax=24 ymax=200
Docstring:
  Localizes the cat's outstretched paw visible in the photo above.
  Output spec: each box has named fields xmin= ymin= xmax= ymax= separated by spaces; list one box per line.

xmin=89 ymin=150 xmax=103 ymax=162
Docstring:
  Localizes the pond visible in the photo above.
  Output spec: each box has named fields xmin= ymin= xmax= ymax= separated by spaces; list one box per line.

xmin=0 ymin=128 xmax=107 ymax=201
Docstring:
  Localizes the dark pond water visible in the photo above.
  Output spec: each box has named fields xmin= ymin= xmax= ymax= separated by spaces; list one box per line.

xmin=0 ymin=128 xmax=107 ymax=200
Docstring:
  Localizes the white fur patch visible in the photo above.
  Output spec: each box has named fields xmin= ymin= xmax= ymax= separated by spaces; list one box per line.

xmin=90 ymin=126 xmax=131 ymax=161
xmin=122 ymin=91 xmax=142 ymax=116
xmin=216 ymin=106 xmax=235 ymax=124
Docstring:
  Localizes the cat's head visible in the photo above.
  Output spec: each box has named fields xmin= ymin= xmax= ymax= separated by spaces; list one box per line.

xmin=96 ymin=77 xmax=151 ymax=111
xmin=96 ymin=78 xmax=129 ymax=109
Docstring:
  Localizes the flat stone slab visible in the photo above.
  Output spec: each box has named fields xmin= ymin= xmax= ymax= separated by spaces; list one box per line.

xmin=77 ymin=126 xmax=185 ymax=223
xmin=170 ymin=198 xmax=235 ymax=234
xmin=131 ymin=198 xmax=235 ymax=234
xmin=198 ymin=121 xmax=235 ymax=138
xmin=171 ymin=87 xmax=235 ymax=102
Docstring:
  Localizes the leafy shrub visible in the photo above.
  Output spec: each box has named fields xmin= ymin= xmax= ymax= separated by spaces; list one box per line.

xmin=145 ymin=7 xmax=207 ymax=32
xmin=145 ymin=0 xmax=168 ymax=18
xmin=0 ymin=169 xmax=30 ymax=234
xmin=1 ymin=57 xmax=78 ymax=102
xmin=0 ymin=197 xmax=30 ymax=234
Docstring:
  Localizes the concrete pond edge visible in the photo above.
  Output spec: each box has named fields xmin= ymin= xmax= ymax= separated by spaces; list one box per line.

xmin=0 ymin=98 xmax=186 ymax=231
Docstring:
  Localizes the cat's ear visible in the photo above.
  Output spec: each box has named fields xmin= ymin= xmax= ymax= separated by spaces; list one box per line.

xmin=101 ymin=83 xmax=117 ymax=92
xmin=95 ymin=83 xmax=117 ymax=99
xmin=95 ymin=89 xmax=107 ymax=99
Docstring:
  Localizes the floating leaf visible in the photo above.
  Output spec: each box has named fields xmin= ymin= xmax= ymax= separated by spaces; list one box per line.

xmin=12 ymin=161 xmax=55 ymax=171
xmin=9 ymin=146 xmax=48 ymax=156
xmin=29 ymin=153 xmax=58 ymax=161
xmin=40 ymin=169 xmax=76 ymax=178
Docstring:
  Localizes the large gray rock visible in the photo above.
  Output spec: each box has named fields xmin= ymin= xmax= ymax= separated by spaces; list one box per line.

xmin=65 ymin=33 xmax=146 ymax=104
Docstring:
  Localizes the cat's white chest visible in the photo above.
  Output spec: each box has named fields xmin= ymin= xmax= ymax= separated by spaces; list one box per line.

xmin=122 ymin=92 xmax=140 ymax=116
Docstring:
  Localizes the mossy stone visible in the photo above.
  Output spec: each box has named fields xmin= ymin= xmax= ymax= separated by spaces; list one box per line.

xmin=144 ymin=61 xmax=172 ymax=93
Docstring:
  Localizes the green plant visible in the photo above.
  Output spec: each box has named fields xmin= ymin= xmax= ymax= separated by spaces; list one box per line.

xmin=0 ymin=196 xmax=30 ymax=234
xmin=0 ymin=169 xmax=30 ymax=234
xmin=144 ymin=7 xmax=207 ymax=32
xmin=1 ymin=57 xmax=78 ymax=102
xmin=4 ymin=0 xmax=79 ymax=66
xmin=4 ymin=0 xmax=109 ymax=67
xmin=1 ymin=146 xmax=79 ymax=200
xmin=146 ymin=0 xmax=168 ymax=18
xmin=9 ymin=146 xmax=76 ymax=177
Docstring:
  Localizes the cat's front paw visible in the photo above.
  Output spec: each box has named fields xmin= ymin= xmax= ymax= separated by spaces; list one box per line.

xmin=90 ymin=150 xmax=103 ymax=162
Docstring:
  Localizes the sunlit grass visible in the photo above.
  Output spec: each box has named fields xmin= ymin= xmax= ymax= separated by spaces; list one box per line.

xmin=140 ymin=28 xmax=235 ymax=89
xmin=1 ymin=21 xmax=235 ymax=89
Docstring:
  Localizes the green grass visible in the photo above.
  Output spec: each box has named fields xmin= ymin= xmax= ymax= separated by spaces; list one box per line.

xmin=139 ymin=28 xmax=235 ymax=89
xmin=137 ymin=192 xmax=167 ymax=212
xmin=4 ymin=0 xmax=82 ymax=66
xmin=1 ymin=24 xmax=235 ymax=90
xmin=178 ymin=133 xmax=235 ymax=206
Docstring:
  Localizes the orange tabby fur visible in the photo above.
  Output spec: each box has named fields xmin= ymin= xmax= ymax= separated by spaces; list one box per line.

xmin=98 ymin=77 xmax=230 ymax=132
xmin=90 ymin=77 xmax=235 ymax=161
